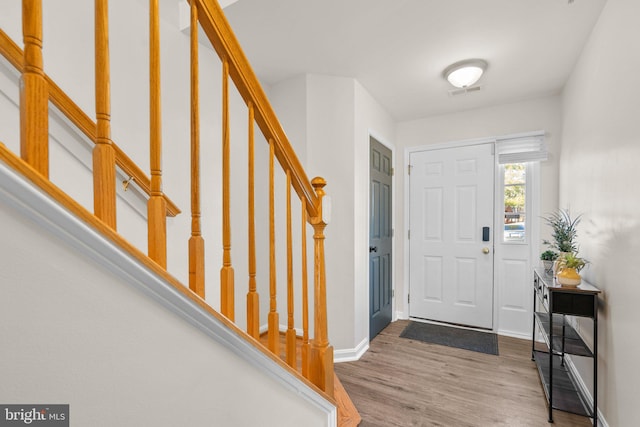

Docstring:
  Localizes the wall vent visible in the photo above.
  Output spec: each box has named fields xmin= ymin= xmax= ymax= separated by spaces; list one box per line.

xmin=448 ymin=85 xmax=483 ymax=96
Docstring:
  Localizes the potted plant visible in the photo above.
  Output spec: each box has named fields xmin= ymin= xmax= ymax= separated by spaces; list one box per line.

xmin=542 ymin=209 xmax=581 ymax=254
xmin=540 ymin=250 xmax=558 ymax=275
xmin=556 ymin=252 xmax=587 ymax=287
xmin=542 ymin=209 xmax=581 ymax=275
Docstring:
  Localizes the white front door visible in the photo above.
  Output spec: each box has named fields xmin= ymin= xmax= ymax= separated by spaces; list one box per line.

xmin=409 ymin=143 xmax=494 ymax=329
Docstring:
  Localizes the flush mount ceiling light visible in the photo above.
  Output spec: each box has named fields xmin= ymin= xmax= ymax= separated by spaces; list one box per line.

xmin=443 ymin=59 xmax=488 ymax=88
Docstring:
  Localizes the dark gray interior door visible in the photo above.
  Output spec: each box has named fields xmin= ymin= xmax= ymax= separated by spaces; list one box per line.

xmin=370 ymin=137 xmax=393 ymax=339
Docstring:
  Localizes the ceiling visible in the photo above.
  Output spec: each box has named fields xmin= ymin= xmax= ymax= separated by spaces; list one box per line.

xmin=222 ymin=0 xmax=607 ymax=122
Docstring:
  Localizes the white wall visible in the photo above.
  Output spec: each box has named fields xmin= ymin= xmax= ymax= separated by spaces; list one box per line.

xmin=270 ymin=74 xmax=395 ymax=355
xmin=396 ymin=95 xmax=563 ymax=318
xmin=305 ymin=74 xmax=357 ymax=351
xmin=353 ymin=82 xmax=396 ymax=349
xmin=560 ymin=0 xmax=640 ymax=424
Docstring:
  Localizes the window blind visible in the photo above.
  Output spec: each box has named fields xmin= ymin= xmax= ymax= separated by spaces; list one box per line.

xmin=496 ymin=132 xmax=547 ymax=164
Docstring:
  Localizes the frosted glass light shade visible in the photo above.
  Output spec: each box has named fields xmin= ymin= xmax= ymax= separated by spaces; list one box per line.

xmin=444 ymin=59 xmax=488 ymax=88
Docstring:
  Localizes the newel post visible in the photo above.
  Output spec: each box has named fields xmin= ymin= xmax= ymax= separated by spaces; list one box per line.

xmin=309 ymin=177 xmax=334 ymax=397
xmin=20 ymin=0 xmax=49 ymax=177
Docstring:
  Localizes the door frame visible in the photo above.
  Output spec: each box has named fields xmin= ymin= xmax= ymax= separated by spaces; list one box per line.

xmin=403 ymin=134 xmax=541 ymax=333
xmin=367 ymin=131 xmax=397 ymax=332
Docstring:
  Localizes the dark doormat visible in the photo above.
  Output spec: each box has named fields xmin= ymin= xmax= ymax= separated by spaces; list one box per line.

xmin=400 ymin=321 xmax=499 ymax=355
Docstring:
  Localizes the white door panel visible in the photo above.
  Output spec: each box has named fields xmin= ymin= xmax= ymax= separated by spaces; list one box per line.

xmin=409 ymin=144 xmax=494 ymax=329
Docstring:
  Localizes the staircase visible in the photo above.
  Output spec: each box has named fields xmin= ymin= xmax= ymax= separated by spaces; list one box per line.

xmin=0 ymin=0 xmax=358 ymax=425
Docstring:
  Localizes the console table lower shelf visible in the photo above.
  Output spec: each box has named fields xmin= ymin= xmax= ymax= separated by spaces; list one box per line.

xmin=533 ymin=350 xmax=593 ymax=418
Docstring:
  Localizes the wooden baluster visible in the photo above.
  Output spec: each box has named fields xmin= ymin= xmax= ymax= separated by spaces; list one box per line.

xmin=20 ymin=0 xmax=48 ymax=177
xmin=267 ymin=139 xmax=279 ymax=355
xmin=310 ymin=177 xmax=334 ymax=397
xmin=301 ymin=199 xmax=310 ymax=378
xmin=147 ymin=0 xmax=167 ymax=267
xmin=246 ymin=102 xmax=259 ymax=339
xmin=189 ymin=0 xmax=205 ymax=298
xmin=286 ymin=170 xmax=296 ymax=368
xmin=220 ymin=58 xmax=234 ymax=320
xmin=94 ymin=0 xmax=117 ymax=229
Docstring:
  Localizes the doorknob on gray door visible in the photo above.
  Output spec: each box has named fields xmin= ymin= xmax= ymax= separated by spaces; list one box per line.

xmin=369 ymin=246 xmax=378 ymax=253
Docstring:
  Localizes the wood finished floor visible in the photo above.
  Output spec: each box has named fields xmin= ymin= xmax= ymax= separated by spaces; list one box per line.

xmin=335 ymin=320 xmax=592 ymax=427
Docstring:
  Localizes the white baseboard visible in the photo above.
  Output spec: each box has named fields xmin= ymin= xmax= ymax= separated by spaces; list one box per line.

xmin=257 ymin=322 xmax=370 ymax=364
xmin=258 ymin=323 xmax=304 ymax=336
xmin=565 ymin=355 xmax=609 ymax=427
xmin=497 ymin=329 xmax=531 ymax=340
xmin=395 ymin=310 xmax=408 ymax=320
xmin=334 ymin=337 xmax=369 ymax=363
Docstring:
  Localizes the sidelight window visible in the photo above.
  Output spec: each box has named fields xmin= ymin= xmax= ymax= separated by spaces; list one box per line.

xmin=503 ymin=163 xmax=526 ymax=242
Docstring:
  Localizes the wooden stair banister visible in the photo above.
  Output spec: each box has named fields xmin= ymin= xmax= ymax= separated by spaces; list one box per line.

xmin=190 ymin=0 xmax=335 ymax=394
xmin=0 ymin=29 xmax=181 ymax=218
xmin=2 ymin=0 xmax=357 ymax=421
xmin=190 ymin=0 xmax=319 ymax=217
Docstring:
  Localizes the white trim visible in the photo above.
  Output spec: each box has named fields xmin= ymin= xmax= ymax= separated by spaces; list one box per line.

xmin=405 ymin=138 xmax=496 ymax=328
xmin=334 ymin=337 xmax=369 ymax=363
xmin=396 ymin=310 xmax=409 ymax=320
xmin=405 ymin=132 xmax=545 ymax=334
xmin=496 ymin=329 xmax=531 ymax=340
xmin=0 ymin=161 xmax=337 ymax=426
xmin=409 ymin=317 xmax=495 ymax=334
xmin=565 ymin=355 xmax=609 ymax=427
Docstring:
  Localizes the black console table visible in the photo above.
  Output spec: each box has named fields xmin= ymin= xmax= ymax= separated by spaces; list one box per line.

xmin=532 ymin=268 xmax=601 ymax=426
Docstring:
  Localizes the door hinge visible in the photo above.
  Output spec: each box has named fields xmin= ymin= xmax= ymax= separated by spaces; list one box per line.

xmin=391 ymin=167 xmax=395 ymax=176
xmin=392 ymin=228 xmax=395 ymax=238
xmin=408 ymin=229 xmax=410 ymax=239
xmin=408 ymin=294 xmax=410 ymax=304
xmin=392 ymin=289 xmax=395 ymax=298
xmin=407 ymin=164 xmax=412 ymax=175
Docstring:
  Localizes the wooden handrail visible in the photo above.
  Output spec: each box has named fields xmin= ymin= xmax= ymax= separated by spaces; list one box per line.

xmin=2 ymin=0 xmax=336 ymax=401
xmin=190 ymin=0 xmax=334 ymax=395
xmin=0 ymin=29 xmax=180 ymax=217
xmin=191 ymin=0 xmax=319 ymax=220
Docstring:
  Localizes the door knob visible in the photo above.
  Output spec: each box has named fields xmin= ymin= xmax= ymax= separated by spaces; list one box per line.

xmin=369 ymin=246 xmax=378 ymax=253
xmin=482 ymin=247 xmax=490 ymax=254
